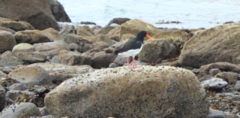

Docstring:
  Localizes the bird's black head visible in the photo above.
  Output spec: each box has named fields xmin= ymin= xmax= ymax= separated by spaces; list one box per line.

xmin=136 ymin=31 xmax=147 ymax=39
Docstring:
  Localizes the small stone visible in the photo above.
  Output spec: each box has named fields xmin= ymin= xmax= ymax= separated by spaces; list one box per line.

xmin=201 ymin=78 xmax=228 ymax=90
xmin=0 ymin=102 xmax=40 ymax=118
xmin=209 ymin=68 xmax=221 ymax=76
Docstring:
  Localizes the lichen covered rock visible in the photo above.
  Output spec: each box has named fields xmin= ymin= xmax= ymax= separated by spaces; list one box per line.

xmin=45 ymin=66 xmax=209 ymax=118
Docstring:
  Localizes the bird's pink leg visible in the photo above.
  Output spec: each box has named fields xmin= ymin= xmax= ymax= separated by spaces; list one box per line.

xmin=133 ymin=58 xmax=141 ymax=68
xmin=127 ymin=57 xmax=133 ymax=68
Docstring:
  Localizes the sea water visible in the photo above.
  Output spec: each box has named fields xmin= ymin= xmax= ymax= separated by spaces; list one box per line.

xmin=57 ymin=0 xmax=240 ymax=29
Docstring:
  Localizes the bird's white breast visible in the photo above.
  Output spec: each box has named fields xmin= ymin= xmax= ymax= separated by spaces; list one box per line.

xmin=118 ymin=44 xmax=143 ymax=58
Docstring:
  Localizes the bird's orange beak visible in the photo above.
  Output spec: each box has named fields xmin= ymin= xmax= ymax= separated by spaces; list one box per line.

xmin=146 ymin=34 xmax=154 ymax=40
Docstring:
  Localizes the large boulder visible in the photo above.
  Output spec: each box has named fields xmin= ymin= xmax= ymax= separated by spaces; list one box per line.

xmin=0 ymin=31 xmax=16 ymax=53
xmin=139 ymin=39 xmax=177 ymax=63
xmin=0 ymin=0 xmax=70 ymax=30
xmin=45 ymin=66 xmax=209 ymax=118
xmin=119 ymin=19 xmax=160 ymax=37
xmin=0 ymin=102 xmax=41 ymax=118
xmin=14 ymin=30 xmax=52 ymax=44
xmin=48 ymin=0 xmax=71 ymax=22
xmin=8 ymin=66 xmax=52 ymax=86
xmin=179 ymin=22 xmax=240 ymax=68
xmin=0 ymin=85 xmax=5 ymax=112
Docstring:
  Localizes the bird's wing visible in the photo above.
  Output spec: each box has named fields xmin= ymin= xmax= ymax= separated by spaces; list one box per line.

xmin=114 ymin=40 xmax=142 ymax=54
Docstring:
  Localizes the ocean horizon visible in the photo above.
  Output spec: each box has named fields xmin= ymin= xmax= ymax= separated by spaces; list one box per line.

xmin=58 ymin=0 xmax=240 ymax=29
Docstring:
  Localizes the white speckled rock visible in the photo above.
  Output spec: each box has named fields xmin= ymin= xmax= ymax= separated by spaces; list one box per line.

xmin=201 ymin=78 xmax=228 ymax=90
xmin=45 ymin=66 xmax=209 ymax=118
xmin=0 ymin=102 xmax=40 ymax=118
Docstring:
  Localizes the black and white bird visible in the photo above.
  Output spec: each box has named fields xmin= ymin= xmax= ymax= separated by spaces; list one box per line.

xmin=114 ymin=31 xmax=154 ymax=68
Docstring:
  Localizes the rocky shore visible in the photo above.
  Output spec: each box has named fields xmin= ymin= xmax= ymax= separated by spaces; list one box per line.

xmin=0 ymin=0 xmax=240 ymax=118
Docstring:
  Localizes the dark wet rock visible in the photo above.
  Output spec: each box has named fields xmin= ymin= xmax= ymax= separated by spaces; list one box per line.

xmin=59 ymin=25 xmax=76 ymax=37
xmin=0 ymin=85 xmax=5 ymax=112
xmin=179 ymin=22 xmax=240 ymax=67
xmin=139 ymin=39 xmax=177 ymax=63
xmin=201 ymin=78 xmax=228 ymax=90
xmin=80 ymin=21 xmax=96 ymax=25
xmin=45 ymin=66 xmax=209 ymax=118
xmin=14 ymin=30 xmax=51 ymax=44
xmin=209 ymin=68 xmax=221 ymax=76
xmin=8 ymin=66 xmax=52 ymax=86
xmin=0 ymin=102 xmax=41 ymax=118
xmin=58 ymin=50 xmax=92 ymax=66
xmin=0 ymin=51 xmax=24 ymax=67
xmin=107 ymin=17 xmax=131 ymax=26
xmin=92 ymin=52 xmax=116 ymax=68
xmin=0 ymin=31 xmax=16 ymax=53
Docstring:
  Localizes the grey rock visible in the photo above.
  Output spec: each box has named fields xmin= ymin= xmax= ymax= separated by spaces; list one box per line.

xmin=201 ymin=78 xmax=228 ymax=90
xmin=0 ymin=102 xmax=41 ymax=118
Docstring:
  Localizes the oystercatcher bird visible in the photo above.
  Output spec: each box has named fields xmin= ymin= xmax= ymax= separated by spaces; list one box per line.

xmin=114 ymin=31 xmax=154 ymax=68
